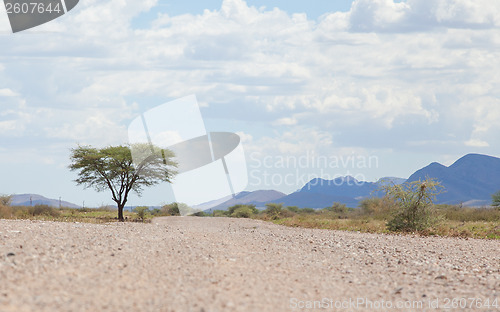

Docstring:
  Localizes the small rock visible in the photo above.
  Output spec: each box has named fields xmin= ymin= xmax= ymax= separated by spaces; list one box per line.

xmin=6 ymin=253 xmax=15 ymax=257
xmin=394 ymin=287 xmax=403 ymax=295
xmin=435 ymin=275 xmax=447 ymax=280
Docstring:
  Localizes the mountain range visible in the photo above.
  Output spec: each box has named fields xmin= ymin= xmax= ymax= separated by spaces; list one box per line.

xmin=203 ymin=153 xmax=500 ymax=209
xmin=10 ymin=194 xmax=80 ymax=208
xmin=407 ymin=153 xmax=500 ymax=206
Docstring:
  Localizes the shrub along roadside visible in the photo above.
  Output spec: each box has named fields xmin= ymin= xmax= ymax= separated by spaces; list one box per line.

xmin=213 ymin=194 xmax=499 ymax=239
xmin=381 ymin=178 xmax=443 ymax=232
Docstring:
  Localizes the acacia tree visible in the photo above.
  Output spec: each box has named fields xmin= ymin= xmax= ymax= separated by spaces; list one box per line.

xmin=69 ymin=144 xmax=177 ymax=221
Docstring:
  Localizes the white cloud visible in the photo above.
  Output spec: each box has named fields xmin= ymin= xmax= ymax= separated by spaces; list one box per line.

xmin=245 ymin=127 xmax=334 ymax=156
xmin=0 ymin=88 xmax=17 ymax=97
xmin=347 ymin=0 xmax=500 ymax=32
xmin=236 ymin=131 xmax=253 ymax=143
xmin=465 ymin=139 xmax=489 ymax=148
xmin=274 ymin=117 xmax=297 ymax=126
xmin=1 ymin=0 xmax=500 ymax=186
xmin=349 ymin=0 xmax=410 ymax=32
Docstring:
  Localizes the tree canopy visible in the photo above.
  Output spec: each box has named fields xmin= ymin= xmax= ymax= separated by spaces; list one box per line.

xmin=69 ymin=144 xmax=177 ymax=221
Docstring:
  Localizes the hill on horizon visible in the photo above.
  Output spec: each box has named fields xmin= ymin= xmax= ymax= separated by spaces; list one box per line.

xmin=196 ymin=153 xmax=500 ymax=209
xmin=407 ymin=153 xmax=500 ymax=206
xmin=196 ymin=190 xmax=287 ymax=211
xmin=10 ymin=194 xmax=81 ymax=209
xmin=203 ymin=176 xmax=405 ymax=210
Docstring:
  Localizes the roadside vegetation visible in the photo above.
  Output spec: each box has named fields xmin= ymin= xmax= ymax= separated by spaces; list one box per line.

xmin=0 ymin=196 xmax=208 ymax=223
xmin=211 ymin=179 xmax=500 ymax=240
xmin=2 ymin=179 xmax=499 ymax=239
xmin=211 ymin=201 xmax=499 ymax=239
xmin=0 ymin=195 xmax=141 ymax=223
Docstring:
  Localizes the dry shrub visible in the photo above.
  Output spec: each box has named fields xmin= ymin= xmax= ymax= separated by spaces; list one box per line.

xmin=358 ymin=196 xmax=398 ymax=219
xmin=28 ymin=205 xmax=60 ymax=217
xmin=0 ymin=195 xmax=13 ymax=219
xmin=0 ymin=204 xmax=12 ymax=219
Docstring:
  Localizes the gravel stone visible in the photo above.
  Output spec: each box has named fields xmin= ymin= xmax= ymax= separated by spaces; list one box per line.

xmin=0 ymin=217 xmax=498 ymax=311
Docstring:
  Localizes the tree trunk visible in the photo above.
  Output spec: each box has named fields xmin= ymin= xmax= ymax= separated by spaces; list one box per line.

xmin=118 ymin=204 xmax=125 ymax=222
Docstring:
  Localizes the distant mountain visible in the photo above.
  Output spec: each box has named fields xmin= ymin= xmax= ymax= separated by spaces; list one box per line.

xmin=267 ymin=176 xmax=380 ymax=209
xmin=407 ymin=153 xmax=500 ymax=205
xmin=11 ymin=194 xmax=80 ymax=208
xmin=271 ymin=154 xmax=500 ymax=208
xmin=196 ymin=176 xmax=408 ymax=210
xmin=194 ymin=190 xmax=287 ymax=211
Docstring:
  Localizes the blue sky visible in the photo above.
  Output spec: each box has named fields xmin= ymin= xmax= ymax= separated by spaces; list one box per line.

xmin=132 ymin=0 xmax=355 ymax=28
xmin=1 ymin=0 xmax=500 ymax=207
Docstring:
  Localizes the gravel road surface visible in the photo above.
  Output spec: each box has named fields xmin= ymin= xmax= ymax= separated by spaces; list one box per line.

xmin=0 ymin=217 xmax=499 ymax=311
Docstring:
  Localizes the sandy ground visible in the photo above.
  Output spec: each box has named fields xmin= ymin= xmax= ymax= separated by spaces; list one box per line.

xmin=0 ymin=217 xmax=499 ymax=312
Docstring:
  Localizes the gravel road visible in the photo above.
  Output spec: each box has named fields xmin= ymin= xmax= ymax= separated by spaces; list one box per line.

xmin=0 ymin=217 xmax=499 ymax=311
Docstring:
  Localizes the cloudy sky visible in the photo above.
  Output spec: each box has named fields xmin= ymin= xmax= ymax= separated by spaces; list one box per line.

xmin=1 ymin=0 xmax=499 ymax=207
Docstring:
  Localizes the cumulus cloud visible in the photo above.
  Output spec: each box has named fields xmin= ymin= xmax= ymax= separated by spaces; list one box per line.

xmin=0 ymin=88 xmax=17 ymax=97
xmin=347 ymin=0 xmax=500 ymax=32
xmin=1 ymin=0 xmax=499 ymax=188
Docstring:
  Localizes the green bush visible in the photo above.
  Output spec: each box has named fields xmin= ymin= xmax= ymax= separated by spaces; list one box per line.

xmin=133 ymin=206 xmax=150 ymax=221
xmin=286 ymin=206 xmax=300 ymax=213
xmin=264 ymin=203 xmax=283 ymax=220
xmin=231 ymin=206 xmax=255 ymax=218
xmin=192 ymin=211 xmax=209 ymax=217
xmin=161 ymin=203 xmax=180 ymax=216
xmin=228 ymin=204 xmax=258 ymax=215
xmin=149 ymin=208 xmax=162 ymax=216
xmin=382 ymin=178 xmax=443 ymax=232
xmin=325 ymin=202 xmax=348 ymax=214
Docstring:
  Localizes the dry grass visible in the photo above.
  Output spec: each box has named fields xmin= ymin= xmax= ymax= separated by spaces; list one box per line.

xmin=271 ymin=214 xmax=499 ymax=239
xmin=0 ymin=205 xmax=148 ymax=223
xmin=273 ymin=215 xmax=388 ymax=233
xmin=256 ymin=203 xmax=500 ymax=240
